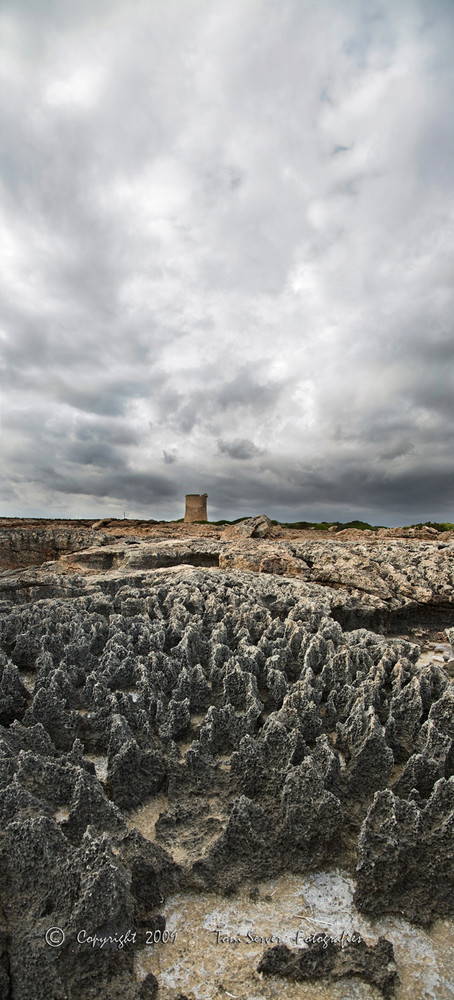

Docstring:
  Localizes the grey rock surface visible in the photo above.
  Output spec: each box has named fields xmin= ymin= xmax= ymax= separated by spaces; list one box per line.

xmin=257 ymin=937 xmax=398 ymax=997
xmin=0 ymin=537 xmax=453 ymax=998
xmin=355 ymin=776 xmax=454 ymax=925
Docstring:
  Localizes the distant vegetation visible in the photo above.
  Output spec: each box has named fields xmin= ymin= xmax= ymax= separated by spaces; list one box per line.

xmin=209 ymin=516 xmax=254 ymax=525
xmin=276 ymin=519 xmax=384 ymax=531
xmin=171 ymin=516 xmax=254 ymax=525
xmin=278 ymin=519 xmax=452 ymax=532
xmin=402 ymin=521 xmax=454 ymax=532
xmin=171 ymin=517 xmax=453 ymax=532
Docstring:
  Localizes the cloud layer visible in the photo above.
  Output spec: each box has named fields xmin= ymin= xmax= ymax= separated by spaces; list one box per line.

xmin=1 ymin=0 xmax=453 ymax=523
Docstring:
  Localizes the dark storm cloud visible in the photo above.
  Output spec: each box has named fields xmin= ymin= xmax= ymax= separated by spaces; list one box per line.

xmin=53 ymin=469 xmax=178 ymax=506
xmin=215 ymin=372 xmax=286 ymax=413
xmin=378 ymin=439 xmax=416 ymax=461
xmin=218 ymin=438 xmax=263 ymax=460
xmin=1 ymin=0 xmax=454 ymax=522
xmin=198 ymin=455 xmax=454 ymax=524
xmin=65 ymin=441 xmax=128 ymax=468
xmin=163 ymin=371 xmax=287 ymax=435
xmin=54 ymin=378 xmax=151 ymax=418
xmin=74 ymin=421 xmax=140 ymax=447
xmin=7 ymin=458 xmax=178 ymax=509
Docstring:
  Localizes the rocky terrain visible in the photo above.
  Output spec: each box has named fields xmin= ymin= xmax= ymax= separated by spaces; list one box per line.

xmin=0 ymin=516 xmax=453 ymax=999
xmin=257 ymin=936 xmax=398 ymax=997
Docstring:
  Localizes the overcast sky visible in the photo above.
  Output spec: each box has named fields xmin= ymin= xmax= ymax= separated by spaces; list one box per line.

xmin=1 ymin=0 xmax=453 ymax=524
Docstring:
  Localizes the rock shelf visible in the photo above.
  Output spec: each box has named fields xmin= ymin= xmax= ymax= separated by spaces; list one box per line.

xmin=0 ymin=520 xmax=453 ymax=998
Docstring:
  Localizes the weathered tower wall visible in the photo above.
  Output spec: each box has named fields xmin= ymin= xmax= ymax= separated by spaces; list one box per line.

xmin=184 ymin=494 xmax=208 ymax=522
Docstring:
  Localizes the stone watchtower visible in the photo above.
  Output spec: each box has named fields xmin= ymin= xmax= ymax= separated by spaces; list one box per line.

xmin=184 ymin=493 xmax=208 ymax=522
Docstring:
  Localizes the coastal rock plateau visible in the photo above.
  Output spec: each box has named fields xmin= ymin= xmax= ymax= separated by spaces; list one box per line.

xmin=0 ymin=519 xmax=453 ymax=998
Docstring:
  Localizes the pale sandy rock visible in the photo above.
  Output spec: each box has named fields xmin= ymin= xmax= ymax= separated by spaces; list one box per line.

xmin=219 ymin=541 xmax=307 ymax=577
xmin=0 ymin=526 xmax=108 ymax=570
xmin=1 ymin=532 xmax=453 ymax=620
xmin=222 ymin=514 xmax=276 ymax=539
